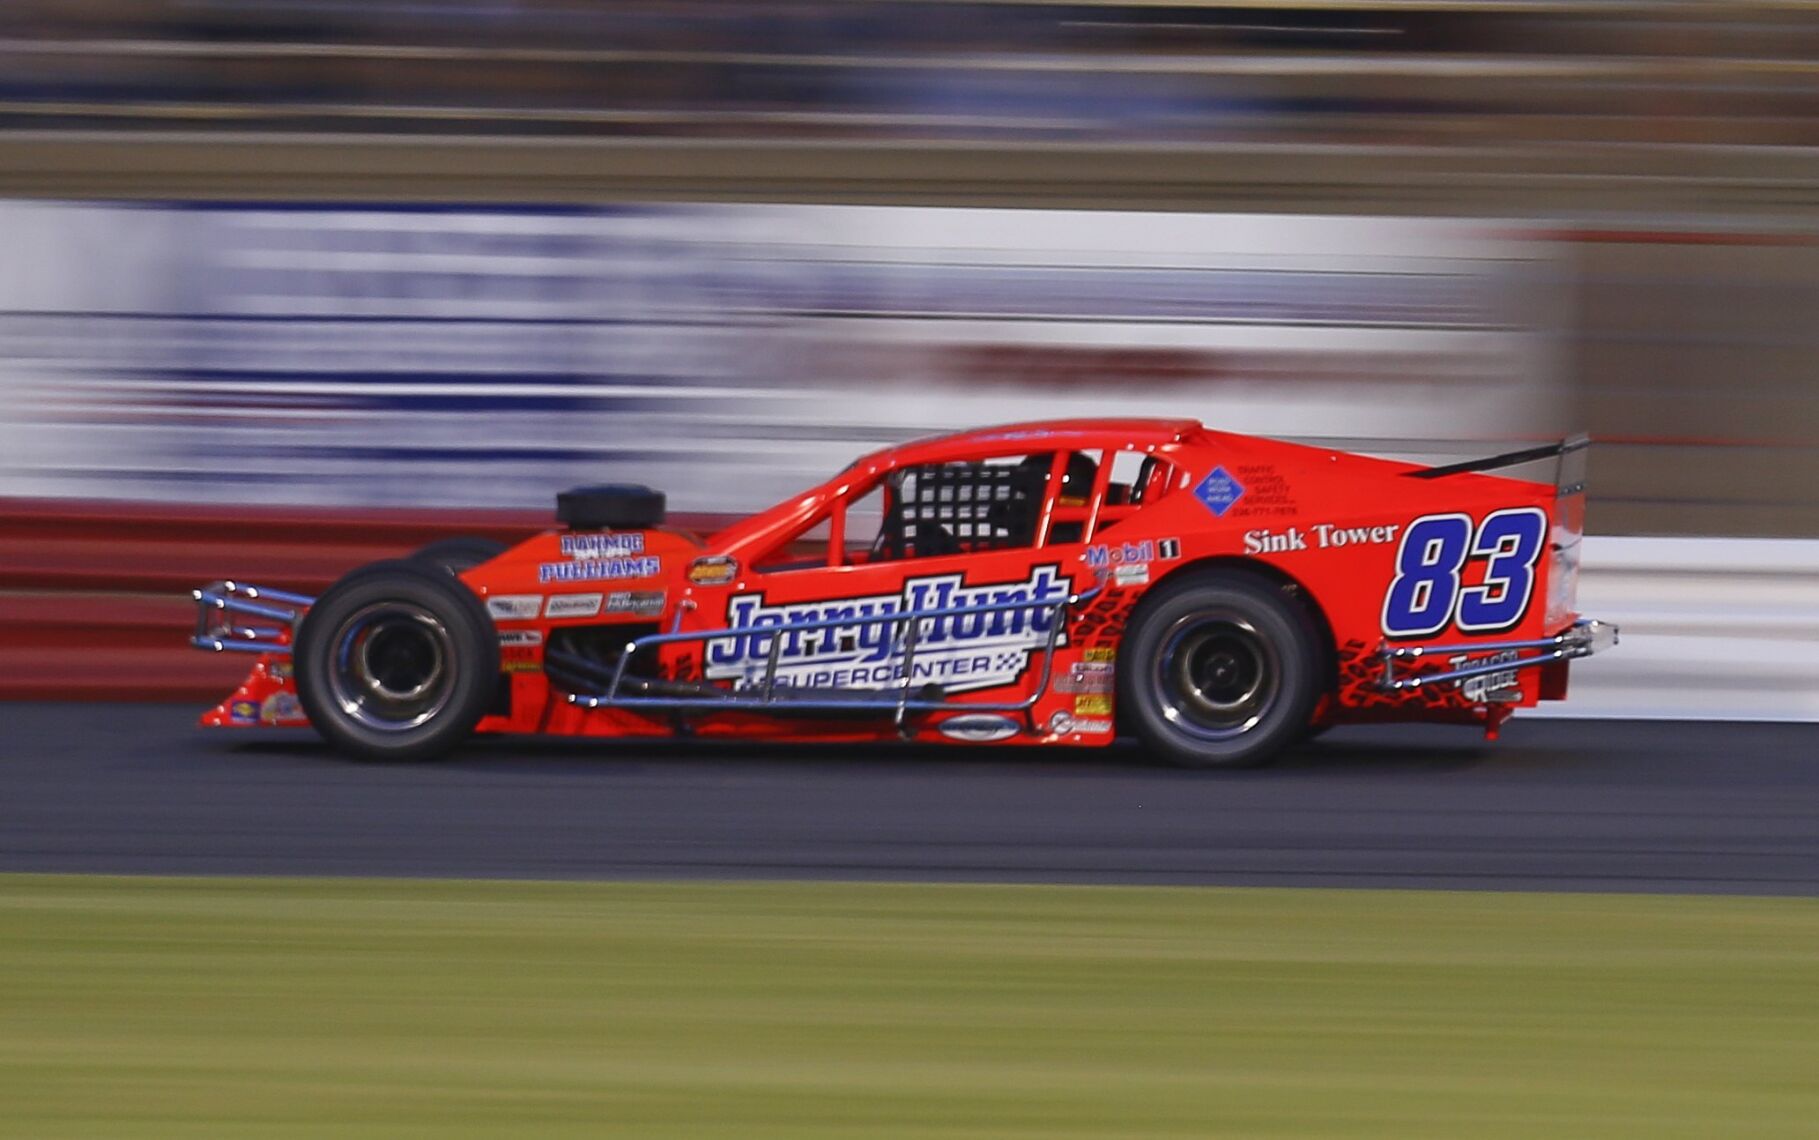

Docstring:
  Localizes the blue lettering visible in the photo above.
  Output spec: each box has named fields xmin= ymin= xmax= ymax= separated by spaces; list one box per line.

xmin=705 ymin=566 xmax=1071 ymax=694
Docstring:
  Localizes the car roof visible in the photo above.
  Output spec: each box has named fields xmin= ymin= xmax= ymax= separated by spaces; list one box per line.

xmin=708 ymin=417 xmax=1209 ymax=552
xmin=870 ymin=418 xmax=1204 ymax=469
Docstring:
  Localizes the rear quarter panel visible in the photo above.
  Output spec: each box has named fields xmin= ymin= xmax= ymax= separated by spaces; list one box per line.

xmin=1128 ymin=434 xmax=1564 ymax=722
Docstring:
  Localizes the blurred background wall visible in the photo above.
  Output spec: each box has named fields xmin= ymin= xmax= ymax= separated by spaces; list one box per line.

xmin=0 ymin=0 xmax=1815 ymax=711
xmin=0 ymin=0 xmax=1813 ymax=537
xmin=0 ymin=202 xmax=1568 ymax=516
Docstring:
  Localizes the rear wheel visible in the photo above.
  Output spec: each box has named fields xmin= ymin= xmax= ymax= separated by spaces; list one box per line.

xmin=294 ymin=560 xmax=500 ymax=762
xmin=410 ymin=536 xmax=508 ymax=575
xmin=1119 ymin=569 xmax=1324 ymax=769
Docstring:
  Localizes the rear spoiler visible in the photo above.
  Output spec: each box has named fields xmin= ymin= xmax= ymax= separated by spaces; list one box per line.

xmin=1406 ymin=434 xmax=1589 ymax=495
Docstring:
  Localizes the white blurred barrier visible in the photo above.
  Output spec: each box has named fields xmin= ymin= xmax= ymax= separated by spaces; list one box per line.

xmin=0 ymin=201 xmax=1567 ymax=514
xmin=1533 ymin=537 xmax=1819 ymax=722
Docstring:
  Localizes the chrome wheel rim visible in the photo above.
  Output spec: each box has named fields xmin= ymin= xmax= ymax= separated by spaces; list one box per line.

xmin=328 ymin=602 xmax=456 ymax=732
xmin=1152 ymin=609 xmax=1279 ymax=742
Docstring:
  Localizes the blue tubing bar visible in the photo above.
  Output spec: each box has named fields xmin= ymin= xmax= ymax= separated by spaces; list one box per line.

xmin=191 ymin=635 xmax=294 ymax=655
xmin=220 ymin=581 xmax=317 ymax=608
xmin=193 ymin=590 xmax=300 ymax=624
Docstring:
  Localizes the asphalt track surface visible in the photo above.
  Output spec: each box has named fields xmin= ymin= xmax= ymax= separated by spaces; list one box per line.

xmin=3 ymin=703 xmax=1816 ymax=894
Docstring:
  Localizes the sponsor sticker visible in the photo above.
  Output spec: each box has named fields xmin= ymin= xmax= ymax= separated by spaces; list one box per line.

xmin=1243 ymin=523 xmax=1401 ymax=555
xmin=1453 ymin=648 xmax=1523 ymax=703
xmin=1084 ymin=538 xmax=1176 ymax=571
xmin=1194 ymin=465 xmax=1245 ymax=517
xmin=560 ymin=532 xmax=645 ymax=559
xmin=500 ymin=629 xmax=544 ymax=673
xmin=1084 ymin=647 xmax=1116 ymax=664
xmin=1112 ymin=563 xmax=1149 ymax=587
xmin=936 ymin=713 xmax=1022 ymax=743
xmin=260 ymin=692 xmax=304 ymax=724
xmin=229 ymin=699 xmax=258 ymax=724
xmin=487 ymin=594 xmax=543 ymax=620
xmin=269 ymin=661 xmax=292 ymax=682
xmin=1072 ymin=717 xmax=1114 ymax=735
xmin=1226 ymin=463 xmax=1299 ymax=519
xmin=706 ymin=566 xmax=1069 ymax=695
xmin=687 ymin=555 xmax=739 ymax=585
xmin=607 ymin=590 xmax=667 ymax=617
xmin=1047 ymin=710 xmax=1075 ymax=735
xmin=1056 ymin=661 xmax=1114 ymax=694
xmin=545 ymin=593 xmax=604 ymax=619
xmin=539 ymin=555 xmax=660 ymax=585
xmin=1073 ymin=694 xmax=1112 ymax=716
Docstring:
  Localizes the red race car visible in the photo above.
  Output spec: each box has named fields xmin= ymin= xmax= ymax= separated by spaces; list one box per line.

xmin=192 ymin=419 xmax=1615 ymax=768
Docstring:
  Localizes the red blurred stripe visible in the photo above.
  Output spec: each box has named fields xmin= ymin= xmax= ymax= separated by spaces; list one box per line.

xmin=0 ymin=497 xmax=740 ymax=701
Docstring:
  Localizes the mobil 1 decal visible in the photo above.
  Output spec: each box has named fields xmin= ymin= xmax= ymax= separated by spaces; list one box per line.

xmin=704 ymin=566 xmax=1069 ymax=694
xmin=1381 ymin=508 xmax=1547 ymax=639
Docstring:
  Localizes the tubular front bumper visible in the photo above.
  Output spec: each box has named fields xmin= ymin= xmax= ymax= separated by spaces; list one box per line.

xmin=1374 ymin=618 xmax=1618 ymax=694
xmin=191 ymin=581 xmax=316 ymax=655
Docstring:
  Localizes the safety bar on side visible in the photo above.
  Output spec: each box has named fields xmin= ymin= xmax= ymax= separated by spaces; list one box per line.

xmin=567 ymin=582 xmax=1103 ymax=732
xmin=190 ymin=580 xmax=317 ymax=654
xmin=1375 ymin=618 xmax=1617 ymax=693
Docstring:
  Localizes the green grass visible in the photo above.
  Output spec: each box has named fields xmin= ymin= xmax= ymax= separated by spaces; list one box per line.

xmin=1 ymin=877 xmax=1816 ymax=1138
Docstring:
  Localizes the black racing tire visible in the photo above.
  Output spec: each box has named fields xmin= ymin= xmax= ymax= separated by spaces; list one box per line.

xmin=410 ymin=536 xmax=509 ymax=575
xmin=1118 ymin=569 xmax=1325 ymax=770
xmin=293 ymin=559 xmax=500 ymax=762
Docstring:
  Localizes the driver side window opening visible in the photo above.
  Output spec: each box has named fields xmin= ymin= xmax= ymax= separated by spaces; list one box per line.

xmin=881 ymin=454 xmax=1052 ymax=559
xmin=1088 ymin=449 xmax=1181 ymax=539
xmin=842 ymin=481 xmax=887 ymax=564
xmin=749 ymin=445 xmax=1185 ymax=572
xmin=753 ymin=451 xmax=1058 ymax=571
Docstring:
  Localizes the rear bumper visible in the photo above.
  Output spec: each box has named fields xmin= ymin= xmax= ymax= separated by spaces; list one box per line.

xmin=1374 ymin=618 xmax=1617 ymax=695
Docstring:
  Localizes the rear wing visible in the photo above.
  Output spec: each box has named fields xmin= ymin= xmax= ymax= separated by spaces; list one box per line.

xmin=1404 ymin=434 xmax=1590 ymax=489
xmin=1406 ymin=434 xmax=1591 ymax=494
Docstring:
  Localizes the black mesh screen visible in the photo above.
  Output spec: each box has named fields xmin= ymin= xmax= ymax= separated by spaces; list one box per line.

xmin=884 ymin=459 xmax=1048 ymax=558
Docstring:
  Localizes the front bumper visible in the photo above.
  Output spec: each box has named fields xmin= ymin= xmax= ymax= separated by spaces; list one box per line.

xmin=191 ymin=580 xmax=315 ymax=655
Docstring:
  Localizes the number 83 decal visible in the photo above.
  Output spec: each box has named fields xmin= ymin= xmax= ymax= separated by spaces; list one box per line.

xmin=1381 ymin=508 xmax=1549 ymax=639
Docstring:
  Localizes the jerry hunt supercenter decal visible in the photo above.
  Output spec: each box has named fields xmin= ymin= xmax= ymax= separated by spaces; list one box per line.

xmin=705 ymin=566 xmax=1070 ymax=693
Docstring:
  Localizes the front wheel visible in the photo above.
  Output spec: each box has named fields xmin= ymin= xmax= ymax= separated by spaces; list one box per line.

xmin=1119 ymin=570 xmax=1325 ymax=769
xmin=293 ymin=560 xmax=500 ymax=762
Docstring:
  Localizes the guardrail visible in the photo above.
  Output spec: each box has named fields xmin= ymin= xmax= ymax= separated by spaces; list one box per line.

xmin=1532 ymin=536 xmax=1819 ymax=723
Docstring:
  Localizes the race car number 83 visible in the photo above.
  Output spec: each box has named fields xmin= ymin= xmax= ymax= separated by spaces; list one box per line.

xmin=1381 ymin=508 xmax=1548 ymax=638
